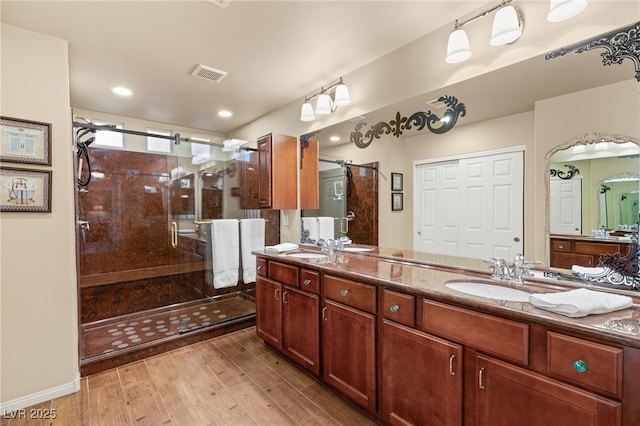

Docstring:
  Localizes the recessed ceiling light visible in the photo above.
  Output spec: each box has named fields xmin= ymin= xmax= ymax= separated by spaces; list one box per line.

xmin=330 ymin=136 xmax=341 ymax=142
xmin=218 ymin=110 xmax=233 ymax=118
xmin=112 ymin=86 xmax=132 ymax=96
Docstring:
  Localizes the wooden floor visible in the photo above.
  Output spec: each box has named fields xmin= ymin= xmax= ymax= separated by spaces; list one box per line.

xmin=1 ymin=327 xmax=379 ymax=426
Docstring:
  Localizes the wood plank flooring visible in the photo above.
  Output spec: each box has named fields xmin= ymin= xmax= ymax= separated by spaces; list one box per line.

xmin=1 ymin=327 xmax=379 ymax=426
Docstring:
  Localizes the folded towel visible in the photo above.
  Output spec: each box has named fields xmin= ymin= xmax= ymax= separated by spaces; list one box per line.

xmin=529 ymin=288 xmax=633 ymax=318
xmin=240 ymin=218 xmax=265 ymax=284
xmin=302 ymin=217 xmax=319 ymax=242
xmin=571 ymin=265 xmax=609 ymax=277
xmin=265 ymin=242 xmax=299 ymax=253
xmin=209 ymin=219 xmax=240 ymax=289
xmin=317 ymin=216 xmax=334 ymax=240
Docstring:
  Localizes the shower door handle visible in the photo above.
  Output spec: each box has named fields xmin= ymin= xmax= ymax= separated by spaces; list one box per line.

xmin=171 ymin=222 xmax=178 ymax=248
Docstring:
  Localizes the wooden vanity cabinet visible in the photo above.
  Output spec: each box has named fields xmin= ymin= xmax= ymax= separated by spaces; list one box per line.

xmin=256 ymin=261 xmax=320 ymax=375
xmin=475 ymin=355 xmax=621 ymax=426
xmin=381 ymin=320 xmax=463 ymax=425
xmin=322 ymin=274 xmax=377 ymax=414
xmin=550 ymin=237 xmax=631 ymax=269
xmin=257 ymin=133 xmax=297 ymax=209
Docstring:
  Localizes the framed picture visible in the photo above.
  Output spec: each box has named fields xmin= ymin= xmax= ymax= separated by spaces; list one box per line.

xmin=0 ymin=116 xmax=52 ymax=166
xmin=391 ymin=172 xmax=403 ymax=191
xmin=391 ymin=192 xmax=403 ymax=211
xmin=0 ymin=167 xmax=52 ymax=212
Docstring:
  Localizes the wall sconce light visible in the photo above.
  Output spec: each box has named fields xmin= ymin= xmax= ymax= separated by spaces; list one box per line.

xmin=547 ymin=0 xmax=589 ymax=22
xmin=446 ymin=0 xmax=586 ymax=64
xmin=446 ymin=0 xmax=524 ymax=64
xmin=300 ymin=77 xmax=350 ymax=121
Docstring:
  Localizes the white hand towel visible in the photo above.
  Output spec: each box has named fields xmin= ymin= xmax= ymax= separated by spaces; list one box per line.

xmin=317 ymin=216 xmax=335 ymax=240
xmin=240 ymin=218 xmax=265 ymax=284
xmin=265 ymin=242 xmax=299 ymax=253
xmin=302 ymin=217 xmax=319 ymax=241
xmin=529 ymin=288 xmax=633 ymax=318
xmin=209 ymin=219 xmax=240 ymax=289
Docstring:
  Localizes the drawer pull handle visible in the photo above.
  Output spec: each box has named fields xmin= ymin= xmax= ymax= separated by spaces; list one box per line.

xmin=274 ymin=288 xmax=280 ymax=301
xmin=257 ymin=265 xmax=263 ymax=270
xmin=340 ymin=289 xmax=349 ymax=297
xmin=322 ymin=306 xmax=328 ymax=321
xmin=390 ymin=304 xmax=400 ymax=313
xmin=573 ymin=360 xmax=587 ymax=373
xmin=282 ymin=291 xmax=288 ymax=304
xmin=303 ymin=279 xmax=311 ymax=286
xmin=478 ymin=367 xmax=485 ymax=390
xmin=449 ymin=354 xmax=456 ymax=376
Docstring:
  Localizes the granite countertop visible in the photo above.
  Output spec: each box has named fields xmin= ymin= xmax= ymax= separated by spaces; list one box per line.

xmin=256 ymin=247 xmax=640 ymax=349
xmin=551 ymin=234 xmax=634 ymax=243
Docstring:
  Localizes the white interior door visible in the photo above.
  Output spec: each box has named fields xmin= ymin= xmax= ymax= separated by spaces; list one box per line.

xmin=549 ymin=177 xmax=582 ymax=235
xmin=414 ymin=149 xmax=524 ymax=260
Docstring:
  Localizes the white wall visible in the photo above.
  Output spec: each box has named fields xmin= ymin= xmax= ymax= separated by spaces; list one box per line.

xmin=1 ymin=24 xmax=79 ymax=408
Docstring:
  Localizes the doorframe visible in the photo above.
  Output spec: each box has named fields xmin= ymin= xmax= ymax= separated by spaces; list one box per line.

xmin=412 ymin=145 xmax=526 ymax=254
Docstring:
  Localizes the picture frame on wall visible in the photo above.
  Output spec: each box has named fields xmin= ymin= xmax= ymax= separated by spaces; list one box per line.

xmin=0 ymin=116 xmax=52 ymax=166
xmin=391 ymin=192 xmax=403 ymax=211
xmin=0 ymin=167 xmax=52 ymax=212
xmin=391 ymin=172 xmax=403 ymax=191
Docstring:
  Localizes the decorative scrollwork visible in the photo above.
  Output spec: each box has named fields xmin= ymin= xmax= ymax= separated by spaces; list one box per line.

xmin=572 ymin=226 xmax=640 ymax=290
xmin=550 ymin=165 xmax=580 ymax=179
xmin=350 ymin=95 xmax=467 ymax=149
xmin=545 ymin=21 xmax=640 ymax=82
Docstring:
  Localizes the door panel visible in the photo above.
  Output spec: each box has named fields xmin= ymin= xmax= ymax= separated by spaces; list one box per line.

xmin=415 ymin=150 xmax=524 ymax=260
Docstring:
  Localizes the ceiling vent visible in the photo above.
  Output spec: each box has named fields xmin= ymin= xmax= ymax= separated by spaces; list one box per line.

xmin=191 ymin=64 xmax=228 ymax=83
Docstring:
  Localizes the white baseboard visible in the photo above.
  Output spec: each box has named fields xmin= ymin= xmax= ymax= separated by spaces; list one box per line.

xmin=0 ymin=376 xmax=80 ymax=414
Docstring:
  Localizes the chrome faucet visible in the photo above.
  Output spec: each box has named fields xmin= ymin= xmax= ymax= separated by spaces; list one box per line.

xmin=485 ymin=254 xmax=537 ymax=284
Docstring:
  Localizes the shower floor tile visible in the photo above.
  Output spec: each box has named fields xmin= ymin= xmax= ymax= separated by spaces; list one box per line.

xmin=81 ymin=296 xmax=255 ymax=359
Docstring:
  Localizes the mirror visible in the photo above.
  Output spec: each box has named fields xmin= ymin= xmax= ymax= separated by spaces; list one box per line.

xmin=298 ymin=22 xmax=637 ymax=276
xmin=549 ymin=137 xmax=640 ymax=236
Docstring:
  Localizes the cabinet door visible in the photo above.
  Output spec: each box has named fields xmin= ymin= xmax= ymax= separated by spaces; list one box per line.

xmin=282 ymin=286 xmax=320 ymax=375
xmin=257 ymin=134 xmax=272 ymax=208
xmin=256 ymin=276 xmax=282 ymax=350
xmin=475 ymin=355 xmax=621 ymax=426
xmin=322 ymin=299 xmax=376 ymax=414
xmin=382 ymin=320 xmax=462 ymax=426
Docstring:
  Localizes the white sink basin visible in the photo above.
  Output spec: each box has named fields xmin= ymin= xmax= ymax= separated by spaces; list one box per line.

xmin=445 ymin=281 xmax=533 ymax=302
xmin=286 ymin=252 xmax=329 ymax=259
xmin=341 ymin=247 xmax=374 ymax=252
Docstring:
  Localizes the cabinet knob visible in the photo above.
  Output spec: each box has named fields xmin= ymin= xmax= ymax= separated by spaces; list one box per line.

xmin=558 ymin=245 xmax=564 ymax=249
xmin=340 ymin=289 xmax=349 ymax=297
xmin=303 ymin=279 xmax=311 ymax=286
xmin=573 ymin=360 xmax=587 ymax=373
xmin=257 ymin=265 xmax=263 ymax=270
xmin=390 ymin=304 xmax=400 ymax=313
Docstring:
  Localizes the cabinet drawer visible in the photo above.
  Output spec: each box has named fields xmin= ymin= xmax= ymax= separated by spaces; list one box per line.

xmin=256 ymin=257 xmax=268 ymax=277
xmin=547 ymin=332 xmax=623 ymax=399
xmin=421 ymin=299 xmax=529 ymax=365
xmin=574 ymin=241 xmax=623 ymax=256
xmin=382 ymin=289 xmax=415 ymax=327
xmin=324 ymin=275 xmax=377 ymax=314
xmin=268 ymin=261 xmax=299 ymax=287
xmin=300 ymin=268 xmax=320 ymax=294
xmin=551 ymin=240 xmax=572 ymax=252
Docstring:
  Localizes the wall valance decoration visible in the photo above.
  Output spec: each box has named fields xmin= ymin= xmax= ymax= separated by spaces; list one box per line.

xmin=550 ymin=164 xmax=580 ymax=179
xmin=350 ymin=95 xmax=467 ymax=149
xmin=545 ymin=21 xmax=640 ymax=82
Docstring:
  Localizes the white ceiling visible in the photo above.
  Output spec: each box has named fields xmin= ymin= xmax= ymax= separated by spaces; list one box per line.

xmin=2 ymin=1 xmax=637 ymax=140
xmin=1 ymin=0 xmax=491 ymax=135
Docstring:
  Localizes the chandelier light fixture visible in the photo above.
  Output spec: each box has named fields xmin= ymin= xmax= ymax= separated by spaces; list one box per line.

xmin=300 ymin=77 xmax=350 ymax=121
xmin=446 ymin=0 xmax=588 ymax=64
